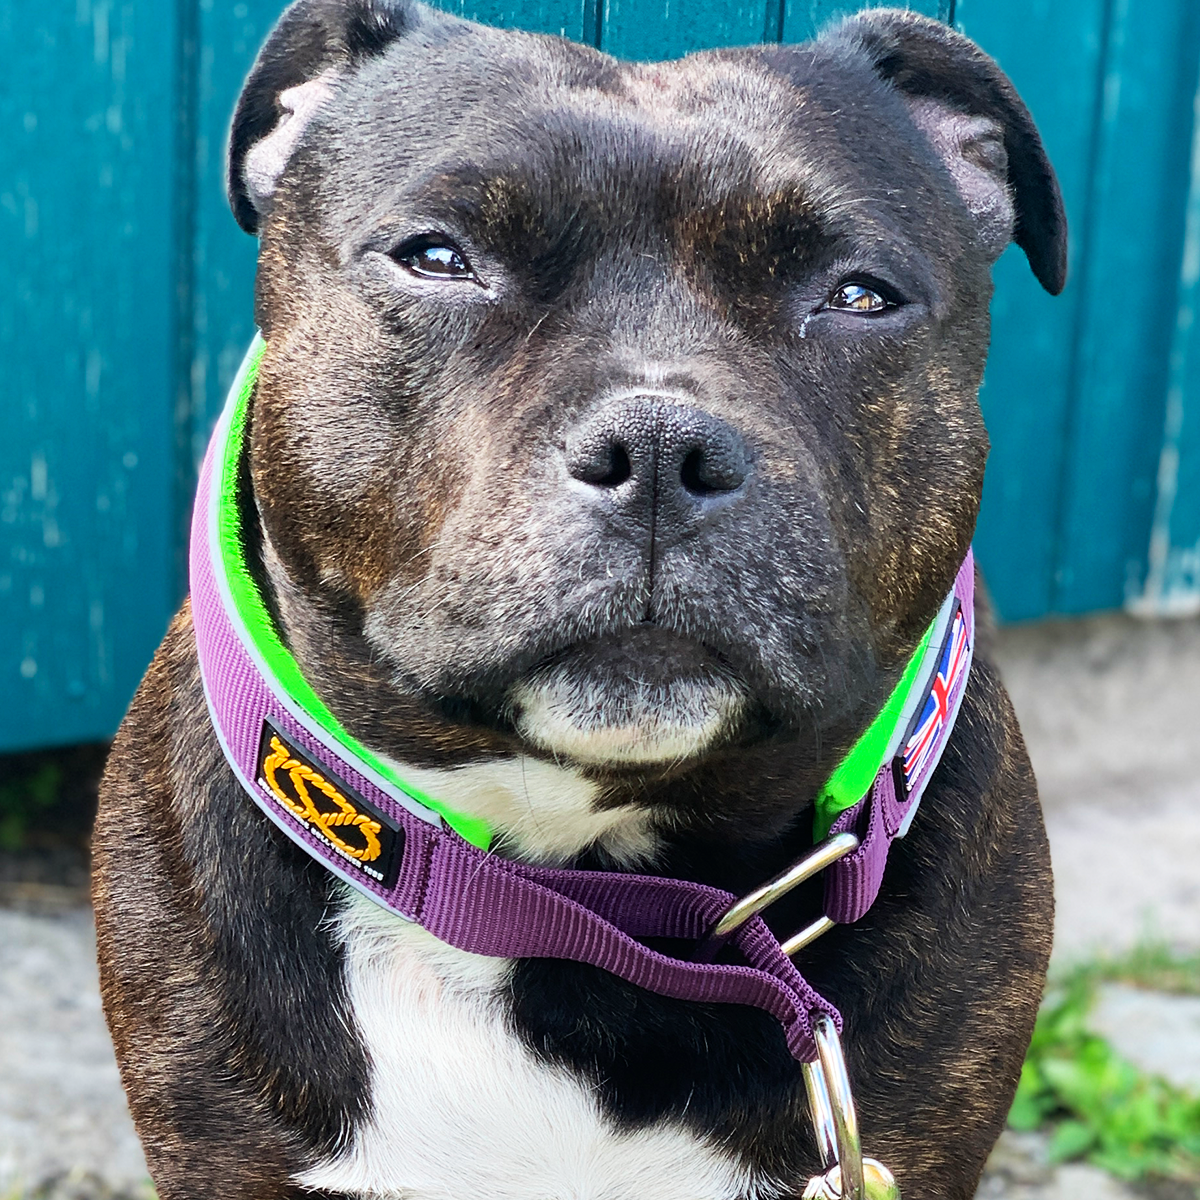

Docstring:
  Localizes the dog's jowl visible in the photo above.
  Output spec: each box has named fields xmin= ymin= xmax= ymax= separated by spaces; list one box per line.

xmin=93 ymin=2 xmax=1066 ymax=1197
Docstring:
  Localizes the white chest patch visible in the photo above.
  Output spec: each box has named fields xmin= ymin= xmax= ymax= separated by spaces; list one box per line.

xmin=297 ymin=891 xmax=780 ymax=1200
xmin=375 ymin=752 xmax=661 ymax=867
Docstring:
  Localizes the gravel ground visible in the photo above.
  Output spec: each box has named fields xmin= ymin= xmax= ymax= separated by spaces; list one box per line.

xmin=0 ymin=908 xmax=149 ymax=1198
xmin=1 ymin=612 xmax=1198 ymax=1199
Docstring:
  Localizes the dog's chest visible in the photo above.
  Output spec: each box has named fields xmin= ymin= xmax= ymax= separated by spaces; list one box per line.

xmin=297 ymin=890 xmax=775 ymax=1200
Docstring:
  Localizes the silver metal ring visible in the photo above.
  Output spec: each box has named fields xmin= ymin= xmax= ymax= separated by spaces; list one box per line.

xmin=802 ymin=1057 xmax=838 ymax=1167
xmin=694 ymin=832 xmax=859 ymax=962
xmin=782 ymin=915 xmax=836 ymax=957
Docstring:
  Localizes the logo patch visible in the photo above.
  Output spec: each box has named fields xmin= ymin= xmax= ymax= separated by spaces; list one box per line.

xmin=894 ymin=604 xmax=972 ymax=798
xmin=257 ymin=720 xmax=402 ymax=886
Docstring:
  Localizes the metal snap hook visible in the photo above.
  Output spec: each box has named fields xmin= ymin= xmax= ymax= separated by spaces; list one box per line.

xmin=801 ymin=1015 xmax=900 ymax=1200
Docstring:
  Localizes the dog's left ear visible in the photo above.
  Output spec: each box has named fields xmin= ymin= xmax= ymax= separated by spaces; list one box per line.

xmin=830 ymin=9 xmax=1067 ymax=294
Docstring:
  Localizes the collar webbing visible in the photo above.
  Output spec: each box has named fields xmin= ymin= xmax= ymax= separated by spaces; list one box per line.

xmin=812 ymin=587 xmax=959 ymax=840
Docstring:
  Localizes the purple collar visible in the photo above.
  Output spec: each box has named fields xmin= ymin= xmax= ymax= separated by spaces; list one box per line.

xmin=190 ymin=338 xmax=976 ymax=1067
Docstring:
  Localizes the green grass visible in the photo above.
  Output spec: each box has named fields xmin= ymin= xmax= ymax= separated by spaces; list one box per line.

xmin=1010 ymin=945 xmax=1200 ymax=1189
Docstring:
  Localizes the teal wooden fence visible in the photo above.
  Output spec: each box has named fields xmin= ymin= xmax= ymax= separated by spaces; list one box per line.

xmin=2 ymin=0 xmax=1198 ymax=753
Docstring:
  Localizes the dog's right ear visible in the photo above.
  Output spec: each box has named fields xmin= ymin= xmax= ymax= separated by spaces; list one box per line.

xmin=828 ymin=10 xmax=1067 ymax=295
xmin=228 ymin=0 xmax=425 ymax=233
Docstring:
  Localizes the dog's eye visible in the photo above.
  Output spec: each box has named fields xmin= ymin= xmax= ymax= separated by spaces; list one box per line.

xmin=825 ymin=281 xmax=896 ymax=314
xmin=391 ymin=238 xmax=475 ymax=281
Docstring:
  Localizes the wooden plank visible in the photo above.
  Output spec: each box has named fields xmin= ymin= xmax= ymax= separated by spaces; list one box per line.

xmin=1051 ymin=0 xmax=1200 ymax=614
xmin=955 ymin=0 xmax=1109 ymax=620
xmin=781 ymin=0 xmax=944 ymax=44
xmin=443 ymin=0 xmax=589 ymax=39
xmin=601 ymin=0 xmax=771 ymax=61
xmin=186 ymin=3 xmax=279 ymax=479
xmin=1131 ymin=48 xmax=1200 ymax=616
xmin=0 ymin=1 xmax=179 ymax=752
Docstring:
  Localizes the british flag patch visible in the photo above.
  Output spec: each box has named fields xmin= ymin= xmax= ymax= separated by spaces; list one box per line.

xmin=900 ymin=604 xmax=971 ymax=792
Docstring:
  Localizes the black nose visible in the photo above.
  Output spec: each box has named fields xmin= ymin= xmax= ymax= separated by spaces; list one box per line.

xmin=566 ymin=396 xmax=751 ymax=530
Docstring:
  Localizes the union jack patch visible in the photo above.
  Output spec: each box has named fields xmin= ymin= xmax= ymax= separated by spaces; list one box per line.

xmin=898 ymin=604 xmax=971 ymax=794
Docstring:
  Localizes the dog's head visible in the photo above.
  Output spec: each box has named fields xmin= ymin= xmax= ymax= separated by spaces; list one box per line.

xmin=225 ymin=0 xmax=1064 ymax=860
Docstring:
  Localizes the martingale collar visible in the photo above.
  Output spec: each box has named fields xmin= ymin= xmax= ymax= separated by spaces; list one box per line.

xmin=190 ymin=335 xmax=976 ymax=1066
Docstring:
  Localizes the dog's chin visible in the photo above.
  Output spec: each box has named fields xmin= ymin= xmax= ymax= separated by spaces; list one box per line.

xmin=509 ymin=628 xmax=749 ymax=768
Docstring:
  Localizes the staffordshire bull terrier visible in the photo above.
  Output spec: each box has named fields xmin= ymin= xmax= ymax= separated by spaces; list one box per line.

xmin=93 ymin=2 xmax=1066 ymax=1197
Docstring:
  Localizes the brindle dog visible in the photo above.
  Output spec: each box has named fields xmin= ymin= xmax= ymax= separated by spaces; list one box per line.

xmin=93 ymin=3 xmax=1064 ymax=1197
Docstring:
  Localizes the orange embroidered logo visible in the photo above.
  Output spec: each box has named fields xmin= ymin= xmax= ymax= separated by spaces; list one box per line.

xmin=256 ymin=721 xmax=401 ymax=885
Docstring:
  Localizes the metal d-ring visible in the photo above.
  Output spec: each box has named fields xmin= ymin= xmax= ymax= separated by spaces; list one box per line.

xmin=693 ymin=832 xmax=859 ymax=963
xmin=701 ymin=831 xmax=898 ymax=1198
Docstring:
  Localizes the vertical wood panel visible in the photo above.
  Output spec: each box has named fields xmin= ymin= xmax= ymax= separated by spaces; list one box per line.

xmin=1133 ymin=61 xmax=1200 ymax=616
xmin=955 ymin=0 xmax=1109 ymax=621
xmin=443 ymin=0 xmax=589 ymax=39
xmin=188 ymin=1 xmax=280 ymax=477
xmin=781 ymin=0 xmax=943 ymax=44
xmin=1051 ymin=0 xmax=1200 ymax=614
xmin=0 ymin=1 xmax=179 ymax=751
xmin=600 ymin=0 xmax=770 ymax=60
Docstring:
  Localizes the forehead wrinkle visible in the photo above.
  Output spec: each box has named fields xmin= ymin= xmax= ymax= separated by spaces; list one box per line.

xmin=338 ymin=48 xmax=872 ymax=269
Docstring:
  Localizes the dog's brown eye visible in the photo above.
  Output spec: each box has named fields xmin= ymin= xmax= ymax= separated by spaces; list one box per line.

xmin=392 ymin=239 xmax=474 ymax=280
xmin=827 ymin=282 xmax=893 ymax=313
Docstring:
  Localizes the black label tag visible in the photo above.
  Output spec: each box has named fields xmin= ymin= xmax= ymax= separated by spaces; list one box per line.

xmin=256 ymin=719 xmax=402 ymax=887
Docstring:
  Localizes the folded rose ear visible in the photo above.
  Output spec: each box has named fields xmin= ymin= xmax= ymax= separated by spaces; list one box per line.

xmin=227 ymin=0 xmax=425 ymax=234
xmin=832 ymin=9 xmax=1067 ymax=294
xmin=240 ymin=72 xmax=340 ymax=224
xmin=906 ymin=100 xmax=1014 ymax=265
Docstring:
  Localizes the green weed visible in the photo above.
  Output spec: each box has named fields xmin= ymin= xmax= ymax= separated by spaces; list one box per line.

xmin=0 ymin=762 xmax=63 ymax=851
xmin=1010 ymin=946 xmax=1200 ymax=1188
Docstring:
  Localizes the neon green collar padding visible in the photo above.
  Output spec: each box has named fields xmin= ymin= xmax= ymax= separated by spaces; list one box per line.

xmin=215 ymin=335 xmax=493 ymax=849
xmin=811 ymin=620 xmax=936 ymax=840
xmin=217 ymin=335 xmax=935 ymax=854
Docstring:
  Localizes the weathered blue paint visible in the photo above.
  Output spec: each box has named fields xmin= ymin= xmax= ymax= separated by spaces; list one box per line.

xmin=1 ymin=2 xmax=180 ymax=751
xmin=962 ymin=0 xmax=1200 ymax=620
xmin=781 ymin=0 xmax=947 ymax=43
xmin=955 ymin=0 xmax=1111 ymax=621
xmin=1047 ymin=0 xmax=1200 ymax=616
xmin=3 ymin=0 xmax=1198 ymax=752
xmin=1133 ymin=64 xmax=1200 ymax=617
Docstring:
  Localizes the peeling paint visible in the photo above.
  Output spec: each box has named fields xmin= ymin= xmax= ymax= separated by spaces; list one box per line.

xmin=85 ymin=350 xmax=103 ymax=399
xmin=92 ymin=1 xmax=109 ymax=66
xmin=1131 ymin=60 xmax=1200 ymax=618
xmin=29 ymin=452 xmax=47 ymax=502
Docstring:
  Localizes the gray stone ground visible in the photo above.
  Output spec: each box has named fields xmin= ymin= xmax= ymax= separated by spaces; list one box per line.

xmin=1 ymin=613 xmax=1198 ymax=1199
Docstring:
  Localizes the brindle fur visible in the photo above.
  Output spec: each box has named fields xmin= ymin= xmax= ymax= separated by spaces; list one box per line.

xmin=94 ymin=4 xmax=1061 ymax=1197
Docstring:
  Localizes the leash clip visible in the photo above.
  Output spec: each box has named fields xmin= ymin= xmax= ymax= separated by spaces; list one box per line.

xmin=802 ymin=1014 xmax=901 ymax=1200
xmin=701 ymin=836 xmax=900 ymax=1199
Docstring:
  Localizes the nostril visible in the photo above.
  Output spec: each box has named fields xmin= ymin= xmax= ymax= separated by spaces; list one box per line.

xmin=571 ymin=440 xmax=633 ymax=488
xmin=598 ymin=444 xmax=633 ymax=488
xmin=679 ymin=445 xmax=747 ymax=496
xmin=680 ymin=448 xmax=715 ymax=496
